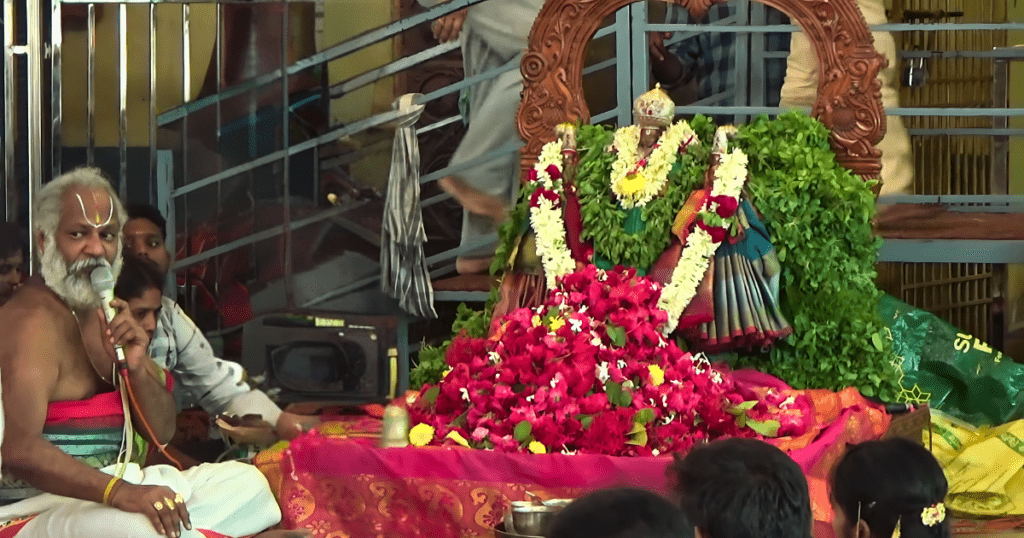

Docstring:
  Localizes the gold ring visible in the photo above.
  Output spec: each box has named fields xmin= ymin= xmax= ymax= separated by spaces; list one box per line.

xmin=153 ymin=501 xmax=164 ymax=511
xmin=173 ymin=493 xmax=184 ymax=504
xmin=164 ymin=497 xmax=175 ymax=510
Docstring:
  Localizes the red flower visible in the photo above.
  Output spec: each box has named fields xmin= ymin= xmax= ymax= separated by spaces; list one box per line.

xmin=696 ymin=219 xmax=728 ymax=243
xmin=407 ymin=265 xmax=805 ymax=454
xmin=529 ymin=188 xmax=561 ymax=208
xmin=710 ymin=195 xmax=740 ymax=218
xmin=546 ymin=164 xmax=562 ymax=181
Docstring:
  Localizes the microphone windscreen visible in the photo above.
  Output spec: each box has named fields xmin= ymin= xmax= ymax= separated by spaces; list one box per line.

xmin=90 ymin=264 xmax=116 ymax=293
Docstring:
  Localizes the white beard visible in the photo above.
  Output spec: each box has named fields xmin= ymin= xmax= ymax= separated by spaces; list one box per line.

xmin=39 ymin=234 xmax=123 ymax=311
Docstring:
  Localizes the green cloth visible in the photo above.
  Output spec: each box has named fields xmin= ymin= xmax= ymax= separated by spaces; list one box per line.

xmin=882 ymin=294 xmax=1024 ymax=426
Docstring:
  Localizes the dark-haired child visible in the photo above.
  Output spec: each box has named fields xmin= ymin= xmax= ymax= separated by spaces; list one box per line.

xmin=831 ymin=437 xmax=950 ymax=538
xmin=670 ymin=437 xmax=813 ymax=538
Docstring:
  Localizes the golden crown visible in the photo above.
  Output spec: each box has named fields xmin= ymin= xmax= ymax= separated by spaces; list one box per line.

xmin=633 ymin=84 xmax=675 ymax=128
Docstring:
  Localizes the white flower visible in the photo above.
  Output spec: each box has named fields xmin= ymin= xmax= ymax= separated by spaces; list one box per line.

xmin=617 ymin=359 xmax=627 ymax=370
xmin=460 ymin=387 xmax=471 ymax=403
xmin=596 ymin=362 xmax=611 ymax=383
xmin=655 ymin=134 xmax=748 ymax=335
xmin=710 ymin=370 xmax=723 ymax=384
xmin=609 ymin=121 xmax=699 ymax=209
xmin=570 ymin=318 xmax=584 ymax=332
xmin=530 ymin=198 xmax=576 ymax=289
xmin=622 ymin=380 xmax=634 ymax=390
xmin=781 ymin=396 xmax=796 ymax=408
xmin=661 ymin=414 xmax=676 ymax=425
xmin=487 ymin=351 xmax=501 ymax=364
xmin=652 ymin=448 xmax=661 ymax=456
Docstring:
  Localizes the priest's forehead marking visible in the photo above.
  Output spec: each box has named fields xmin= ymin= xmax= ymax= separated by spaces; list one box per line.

xmin=76 ymin=190 xmax=115 ymax=228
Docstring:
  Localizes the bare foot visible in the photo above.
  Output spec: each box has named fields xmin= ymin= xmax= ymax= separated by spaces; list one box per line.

xmin=438 ymin=176 xmax=508 ymax=223
xmin=253 ymin=530 xmax=313 ymax=538
xmin=456 ymin=256 xmax=493 ymax=275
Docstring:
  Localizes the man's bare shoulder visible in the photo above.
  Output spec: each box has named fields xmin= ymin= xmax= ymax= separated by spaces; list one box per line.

xmin=0 ymin=284 xmax=71 ymax=353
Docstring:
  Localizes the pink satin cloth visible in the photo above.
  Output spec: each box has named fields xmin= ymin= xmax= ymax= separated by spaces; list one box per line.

xmin=270 ymin=372 xmax=890 ymax=538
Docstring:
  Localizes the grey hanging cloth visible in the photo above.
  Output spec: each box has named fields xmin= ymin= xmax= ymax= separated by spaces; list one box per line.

xmin=381 ymin=94 xmax=437 ymax=318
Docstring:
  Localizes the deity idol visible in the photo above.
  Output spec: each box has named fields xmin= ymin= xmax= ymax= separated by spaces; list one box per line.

xmin=505 ymin=85 xmax=792 ymax=353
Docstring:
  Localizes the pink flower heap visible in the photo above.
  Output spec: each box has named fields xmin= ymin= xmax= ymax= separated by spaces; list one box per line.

xmin=408 ymin=264 xmax=765 ymax=456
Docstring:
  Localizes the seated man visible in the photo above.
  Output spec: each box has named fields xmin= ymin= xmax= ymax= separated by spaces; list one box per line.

xmin=669 ymin=438 xmax=813 ymax=538
xmin=0 ymin=221 xmax=26 ymax=307
xmin=0 ymin=167 xmax=292 ymax=538
xmin=547 ymin=487 xmax=694 ymax=538
xmin=121 ymin=203 xmax=314 ymax=441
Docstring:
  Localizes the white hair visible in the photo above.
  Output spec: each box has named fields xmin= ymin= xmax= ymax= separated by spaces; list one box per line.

xmin=33 ymin=167 xmax=127 ymax=244
xmin=34 ymin=167 xmax=126 ymax=310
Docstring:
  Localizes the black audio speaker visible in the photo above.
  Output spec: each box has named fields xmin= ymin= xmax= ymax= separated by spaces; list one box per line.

xmin=240 ymin=311 xmax=399 ymax=405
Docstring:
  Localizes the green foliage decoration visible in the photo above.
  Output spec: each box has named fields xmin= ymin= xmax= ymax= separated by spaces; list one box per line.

xmin=411 ymin=293 xmax=497 ymax=390
xmin=574 ymin=123 xmax=710 ymax=271
xmin=731 ymin=112 xmax=898 ymax=401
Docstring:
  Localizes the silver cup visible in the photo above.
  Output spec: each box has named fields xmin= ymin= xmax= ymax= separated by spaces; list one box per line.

xmin=508 ymin=501 xmax=556 ymax=537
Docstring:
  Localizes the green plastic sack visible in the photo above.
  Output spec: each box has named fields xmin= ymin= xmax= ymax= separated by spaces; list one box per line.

xmin=880 ymin=294 xmax=1024 ymax=427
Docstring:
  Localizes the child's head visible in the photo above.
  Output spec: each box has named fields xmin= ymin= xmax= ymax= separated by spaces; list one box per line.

xmin=547 ymin=487 xmax=693 ymax=538
xmin=114 ymin=254 xmax=165 ymax=339
xmin=670 ymin=438 xmax=812 ymax=538
xmin=830 ymin=438 xmax=950 ymax=538
xmin=0 ymin=221 xmax=26 ymax=302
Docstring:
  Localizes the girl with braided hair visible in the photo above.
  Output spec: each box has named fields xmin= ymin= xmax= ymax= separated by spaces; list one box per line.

xmin=831 ymin=438 xmax=951 ymax=538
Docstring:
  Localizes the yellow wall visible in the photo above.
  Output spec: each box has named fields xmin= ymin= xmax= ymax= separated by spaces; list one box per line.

xmin=61 ymin=4 xmax=217 ymax=147
xmin=321 ymin=0 xmax=396 ymax=125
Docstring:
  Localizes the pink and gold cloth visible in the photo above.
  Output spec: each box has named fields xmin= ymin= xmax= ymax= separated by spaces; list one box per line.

xmin=265 ymin=372 xmax=890 ymax=538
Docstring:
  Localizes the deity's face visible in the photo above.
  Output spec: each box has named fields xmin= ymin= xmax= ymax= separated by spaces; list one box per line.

xmin=639 ymin=127 xmax=664 ymax=150
xmin=39 ymin=186 xmax=123 ymax=310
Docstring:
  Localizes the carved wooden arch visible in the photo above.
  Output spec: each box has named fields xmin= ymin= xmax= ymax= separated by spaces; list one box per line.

xmin=517 ymin=0 xmax=887 ymax=181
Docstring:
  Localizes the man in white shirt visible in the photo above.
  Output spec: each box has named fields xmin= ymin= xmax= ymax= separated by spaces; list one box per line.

xmin=121 ymin=204 xmax=314 ymax=441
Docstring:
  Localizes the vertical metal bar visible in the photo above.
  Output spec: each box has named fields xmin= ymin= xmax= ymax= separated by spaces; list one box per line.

xmin=614 ymin=7 xmax=631 ymax=127
xmin=4 ymin=0 xmax=16 ymax=223
xmin=51 ymin=0 xmax=62 ymax=178
xmin=735 ymin=0 xmax=750 ymax=124
xmin=27 ymin=0 xmax=44 ymax=267
xmin=180 ymin=3 xmax=191 ymax=314
xmin=87 ymin=3 xmax=96 ymax=166
xmin=749 ymin=1 xmax=765 ymax=111
xmin=281 ymin=1 xmax=294 ymax=307
xmin=118 ymin=3 xmax=128 ymax=200
xmin=149 ymin=2 xmax=157 ymax=203
xmin=629 ymin=2 xmax=648 ymax=103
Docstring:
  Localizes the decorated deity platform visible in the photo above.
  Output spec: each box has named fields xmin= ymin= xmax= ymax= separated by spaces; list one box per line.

xmin=254 ymin=373 xmax=896 ymax=538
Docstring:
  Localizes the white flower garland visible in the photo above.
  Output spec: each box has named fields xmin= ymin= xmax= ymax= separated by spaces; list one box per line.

xmin=609 ymin=120 xmax=697 ymax=209
xmin=657 ymin=144 xmax=749 ymax=334
xmin=529 ymin=141 xmax=576 ymax=289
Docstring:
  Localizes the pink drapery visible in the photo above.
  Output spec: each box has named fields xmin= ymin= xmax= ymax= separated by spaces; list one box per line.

xmin=271 ymin=372 xmax=891 ymax=538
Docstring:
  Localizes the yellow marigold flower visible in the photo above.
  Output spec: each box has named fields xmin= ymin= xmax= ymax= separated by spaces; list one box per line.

xmin=409 ymin=423 xmax=435 ymax=447
xmin=620 ymin=172 xmax=647 ymax=197
xmin=445 ymin=430 xmax=471 ymax=448
xmin=528 ymin=441 xmax=547 ymax=454
xmin=648 ymin=365 xmax=665 ymax=386
xmin=548 ymin=317 xmax=566 ymax=331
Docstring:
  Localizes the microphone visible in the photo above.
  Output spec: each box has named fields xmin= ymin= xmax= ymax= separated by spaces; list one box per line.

xmin=90 ymin=263 xmax=128 ymax=368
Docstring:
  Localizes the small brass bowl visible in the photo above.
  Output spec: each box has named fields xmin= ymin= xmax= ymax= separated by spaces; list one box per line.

xmin=510 ymin=502 xmax=557 ymax=536
xmin=542 ymin=499 xmax=572 ymax=512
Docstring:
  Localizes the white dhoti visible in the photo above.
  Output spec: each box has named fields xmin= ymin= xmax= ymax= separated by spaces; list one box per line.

xmin=0 ymin=462 xmax=281 ymax=538
xmin=420 ymin=0 xmax=545 ymax=256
